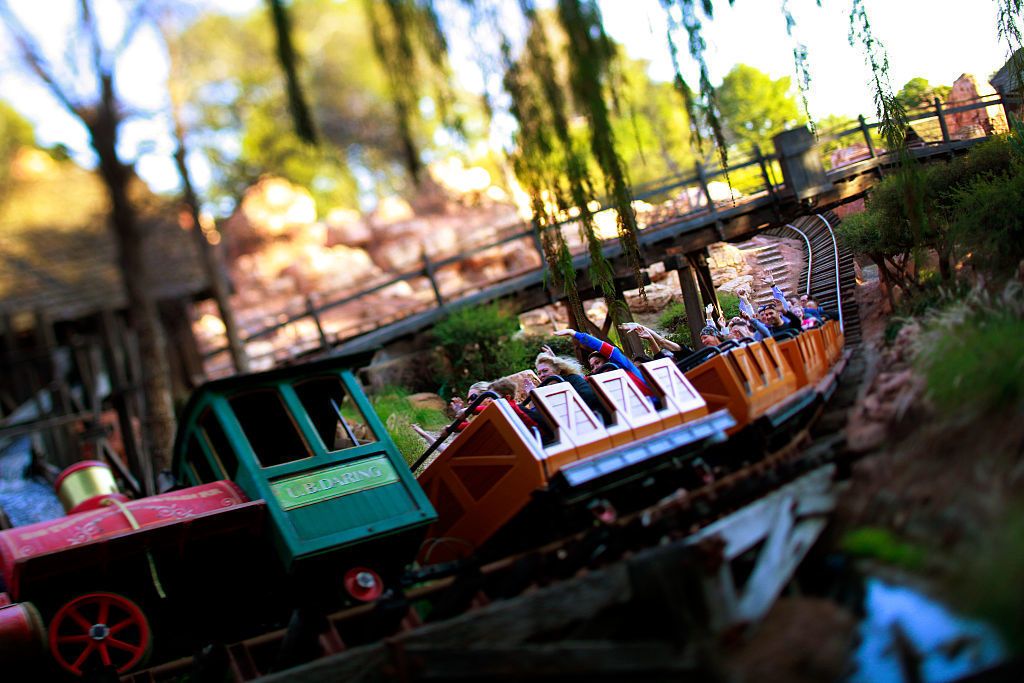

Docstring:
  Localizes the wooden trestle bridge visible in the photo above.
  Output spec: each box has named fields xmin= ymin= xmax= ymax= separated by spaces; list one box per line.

xmin=203 ymin=93 xmax=1008 ymax=372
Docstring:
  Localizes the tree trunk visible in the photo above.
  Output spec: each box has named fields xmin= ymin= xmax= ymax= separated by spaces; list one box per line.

xmin=871 ymin=253 xmax=896 ymax=313
xmin=170 ymin=99 xmax=250 ymax=375
xmin=89 ymin=76 xmax=176 ymax=483
xmin=267 ymin=0 xmax=317 ymax=144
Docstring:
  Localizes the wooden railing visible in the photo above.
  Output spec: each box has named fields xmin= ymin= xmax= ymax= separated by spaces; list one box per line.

xmin=203 ymin=95 xmax=1013 ymax=372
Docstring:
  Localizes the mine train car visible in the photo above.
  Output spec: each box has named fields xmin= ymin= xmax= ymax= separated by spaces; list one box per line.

xmin=0 ymin=321 xmax=845 ymax=678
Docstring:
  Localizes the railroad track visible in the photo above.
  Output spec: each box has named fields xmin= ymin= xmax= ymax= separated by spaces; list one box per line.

xmin=765 ymin=210 xmax=861 ymax=345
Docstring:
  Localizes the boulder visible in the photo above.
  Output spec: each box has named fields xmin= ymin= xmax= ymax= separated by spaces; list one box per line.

xmin=947 ymin=74 xmax=1008 ymax=137
xmin=625 ymin=282 xmax=675 ymax=313
xmin=718 ymin=275 xmax=755 ymax=294
xmin=326 ymin=208 xmax=372 ymax=246
xmin=407 ymin=392 xmax=448 ymax=413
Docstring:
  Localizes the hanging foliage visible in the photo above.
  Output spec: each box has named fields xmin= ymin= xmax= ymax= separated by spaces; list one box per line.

xmin=781 ymin=0 xmax=815 ymax=135
xmin=557 ymin=0 xmax=644 ymax=297
xmin=848 ymin=0 xmax=907 ymax=152
xmin=848 ymin=0 xmax=929 ymax=264
xmin=996 ymin=0 xmax=1024 ymax=99
xmin=660 ymin=0 xmax=730 ymax=175
xmin=363 ymin=0 xmax=460 ymax=185
xmin=499 ymin=2 xmax=617 ymax=323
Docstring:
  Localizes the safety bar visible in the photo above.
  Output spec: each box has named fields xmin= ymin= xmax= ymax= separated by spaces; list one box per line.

xmin=411 ymin=390 xmax=500 ymax=472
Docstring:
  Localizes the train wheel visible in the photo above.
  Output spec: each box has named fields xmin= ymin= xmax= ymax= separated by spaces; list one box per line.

xmin=48 ymin=592 xmax=151 ymax=676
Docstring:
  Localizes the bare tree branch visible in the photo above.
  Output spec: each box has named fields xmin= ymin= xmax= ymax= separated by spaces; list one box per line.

xmin=0 ymin=1 xmax=85 ymax=118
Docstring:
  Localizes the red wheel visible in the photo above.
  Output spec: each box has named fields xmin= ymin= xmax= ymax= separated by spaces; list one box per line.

xmin=47 ymin=592 xmax=151 ymax=676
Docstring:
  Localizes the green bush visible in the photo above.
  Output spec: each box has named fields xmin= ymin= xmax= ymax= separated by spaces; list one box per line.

xmin=431 ymin=303 xmax=566 ymax=395
xmin=718 ymin=291 xmax=741 ymax=320
xmin=655 ymin=291 xmax=738 ymax=350
xmin=953 ymin=504 xmax=1024 ymax=653
xmin=950 ymin=162 xmax=1024 ymax=275
xmin=657 ymin=300 xmax=692 ymax=349
xmin=837 ymin=136 xmax=1016 ymax=283
xmin=914 ymin=285 xmax=1024 ymax=415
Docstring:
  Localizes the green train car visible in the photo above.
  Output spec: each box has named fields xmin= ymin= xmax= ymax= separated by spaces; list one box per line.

xmin=172 ymin=352 xmax=437 ymax=590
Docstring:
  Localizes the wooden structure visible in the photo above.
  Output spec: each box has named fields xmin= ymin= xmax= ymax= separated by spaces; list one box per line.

xmin=0 ymin=163 xmax=210 ymax=492
xmin=203 ymin=95 xmax=1007 ymax=371
xmin=218 ymin=465 xmax=838 ymax=683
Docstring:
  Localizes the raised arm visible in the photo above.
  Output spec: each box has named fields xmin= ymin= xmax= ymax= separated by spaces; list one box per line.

xmin=763 ymin=274 xmax=792 ymax=312
xmin=642 ymin=325 xmax=680 ymax=352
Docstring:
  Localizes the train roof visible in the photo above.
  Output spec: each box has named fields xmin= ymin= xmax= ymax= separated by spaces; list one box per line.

xmin=173 ymin=347 xmax=377 ymax=450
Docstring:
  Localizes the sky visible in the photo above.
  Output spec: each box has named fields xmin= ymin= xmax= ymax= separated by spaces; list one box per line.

xmin=0 ymin=0 xmax=1014 ymax=197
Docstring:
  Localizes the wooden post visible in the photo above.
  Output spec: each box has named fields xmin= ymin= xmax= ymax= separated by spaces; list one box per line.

xmin=858 ymin=115 xmax=877 ymax=158
xmin=754 ymin=145 xmax=778 ymax=204
xmin=666 ymin=255 xmax=705 ymax=347
xmin=304 ymin=295 xmax=330 ymax=350
xmin=694 ymin=162 xmax=717 ymax=217
xmin=0 ymin=312 xmax=21 ymax=417
xmin=935 ymin=97 xmax=951 ymax=145
xmin=611 ymin=281 xmax=645 ymax=360
xmin=34 ymin=308 xmax=75 ymax=467
xmin=99 ymin=309 xmax=147 ymax=495
xmin=691 ymin=251 xmax=721 ymax=318
xmin=422 ymin=247 xmax=446 ymax=309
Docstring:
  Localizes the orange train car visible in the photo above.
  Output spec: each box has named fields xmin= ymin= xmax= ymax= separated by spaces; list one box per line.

xmin=417 ymin=323 xmax=848 ymax=564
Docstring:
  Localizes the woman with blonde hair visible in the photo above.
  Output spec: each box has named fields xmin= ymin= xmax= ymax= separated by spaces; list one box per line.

xmin=528 ymin=348 xmax=610 ymax=424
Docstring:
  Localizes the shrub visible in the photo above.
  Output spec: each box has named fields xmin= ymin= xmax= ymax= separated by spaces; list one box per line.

xmin=657 ymin=300 xmax=692 ymax=349
xmin=914 ymin=284 xmax=1024 ymax=415
xmin=718 ymin=291 xmax=741 ymax=320
xmin=836 ymin=136 xmax=1015 ymax=284
xmin=655 ymin=291 xmax=738 ymax=350
xmin=431 ymin=302 xmax=526 ymax=395
xmin=950 ymin=161 xmax=1024 ymax=275
xmin=953 ymin=504 xmax=1024 ymax=653
xmin=431 ymin=303 xmax=569 ymax=395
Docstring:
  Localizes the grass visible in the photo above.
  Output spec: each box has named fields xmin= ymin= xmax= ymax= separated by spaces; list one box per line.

xmin=840 ymin=527 xmax=926 ymax=570
xmin=913 ymin=283 xmax=1024 ymax=416
xmin=657 ymin=290 xmax=740 ymax=349
xmin=369 ymin=386 xmax=449 ymax=465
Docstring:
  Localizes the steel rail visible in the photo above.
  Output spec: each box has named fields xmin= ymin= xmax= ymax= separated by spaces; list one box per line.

xmin=814 ymin=213 xmax=844 ymax=333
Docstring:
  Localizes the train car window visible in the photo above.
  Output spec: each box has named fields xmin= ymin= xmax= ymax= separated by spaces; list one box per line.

xmin=187 ymin=434 xmax=218 ymax=483
xmin=199 ymin=410 xmax=239 ymax=479
xmin=229 ymin=389 xmax=312 ymax=467
xmin=293 ymin=376 xmax=379 ymax=451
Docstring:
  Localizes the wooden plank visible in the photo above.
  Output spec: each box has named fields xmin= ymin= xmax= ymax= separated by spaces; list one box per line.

xmin=400 ymin=641 xmax=697 ymax=681
xmin=684 ymin=466 xmax=834 ymax=554
xmin=736 ymin=518 xmax=828 ymax=623
xmin=258 ymin=555 xmax=636 ymax=682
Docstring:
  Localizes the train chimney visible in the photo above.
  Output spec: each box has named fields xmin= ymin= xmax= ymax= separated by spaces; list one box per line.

xmin=54 ymin=461 xmax=129 ymax=515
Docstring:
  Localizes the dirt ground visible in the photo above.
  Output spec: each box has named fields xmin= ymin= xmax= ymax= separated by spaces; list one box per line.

xmin=722 ymin=273 xmax=1024 ymax=681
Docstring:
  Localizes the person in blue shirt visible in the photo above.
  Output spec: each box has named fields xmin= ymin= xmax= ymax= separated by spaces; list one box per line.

xmin=551 ymin=328 xmax=655 ymax=399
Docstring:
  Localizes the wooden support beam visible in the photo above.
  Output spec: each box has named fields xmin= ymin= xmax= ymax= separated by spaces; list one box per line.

xmin=691 ymin=251 xmax=720 ymax=317
xmin=99 ymin=309 xmax=147 ymax=494
xmin=611 ymin=280 xmax=645 ymax=360
xmin=665 ymin=255 xmax=705 ymax=347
